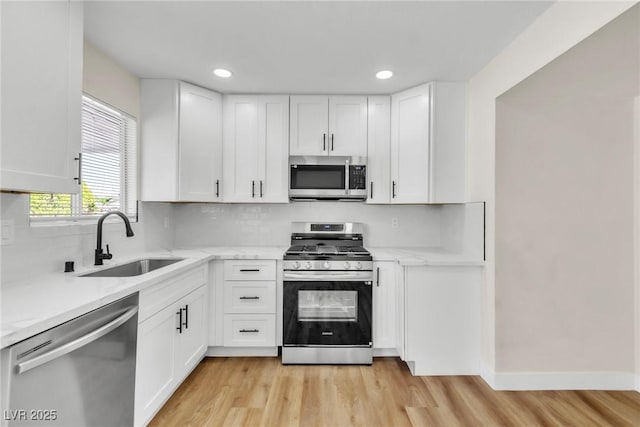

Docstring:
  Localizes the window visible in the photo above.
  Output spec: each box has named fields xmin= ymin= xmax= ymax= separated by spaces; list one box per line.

xmin=30 ymin=95 xmax=137 ymax=221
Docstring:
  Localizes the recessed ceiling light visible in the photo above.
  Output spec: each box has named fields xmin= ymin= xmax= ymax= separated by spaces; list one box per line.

xmin=213 ymin=68 xmax=232 ymax=78
xmin=376 ymin=70 xmax=393 ymax=80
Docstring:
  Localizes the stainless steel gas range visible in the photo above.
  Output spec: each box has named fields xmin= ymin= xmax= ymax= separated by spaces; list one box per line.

xmin=282 ymin=222 xmax=373 ymax=365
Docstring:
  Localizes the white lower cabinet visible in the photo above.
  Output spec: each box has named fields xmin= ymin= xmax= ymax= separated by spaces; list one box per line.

xmin=135 ymin=266 xmax=208 ymax=426
xmin=402 ymin=266 xmax=481 ymax=376
xmin=372 ymin=261 xmax=397 ymax=352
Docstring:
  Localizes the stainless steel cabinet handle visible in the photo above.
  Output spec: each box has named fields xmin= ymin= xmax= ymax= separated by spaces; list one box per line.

xmin=216 ymin=179 xmax=220 ymax=197
xmin=377 ymin=267 xmax=380 ymax=287
xmin=252 ymin=180 xmax=255 ymax=198
xmin=74 ymin=153 xmax=82 ymax=184
xmin=331 ymin=134 xmax=334 ymax=151
xmin=17 ymin=306 xmax=138 ymax=374
xmin=239 ymin=329 xmax=260 ymax=333
xmin=323 ymin=133 xmax=326 ymax=151
xmin=260 ymin=180 xmax=263 ymax=198
xmin=392 ymin=181 xmax=397 ymax=198
xmin=240 ymin=268 xmax=260 ymax=272
xmin=239 ymin=296 xmax=260 ymax=300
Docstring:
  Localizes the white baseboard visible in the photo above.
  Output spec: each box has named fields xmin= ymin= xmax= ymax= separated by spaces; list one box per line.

xmin=481 ymin=365 xmax=636 ymax=391
xmin=206 ymin=346 xmax=278 ymax=357
xmin=636 ymin=374 xmax=640 ymax=392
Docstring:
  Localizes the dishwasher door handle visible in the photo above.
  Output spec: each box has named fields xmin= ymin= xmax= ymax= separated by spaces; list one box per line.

xmin=16 ymin=305 xmax=138 ymax=375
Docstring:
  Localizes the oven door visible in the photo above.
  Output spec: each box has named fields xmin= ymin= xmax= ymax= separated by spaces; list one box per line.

xmin=283 ymin=280 xmax=372 ymax=347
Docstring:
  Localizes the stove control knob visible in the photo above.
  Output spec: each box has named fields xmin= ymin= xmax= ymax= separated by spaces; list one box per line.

xmin=305 ymin=262 xmax=312 ymax=270
xmin=293 ymin=261 xmax=300 ymax=270
xmin=323 ymin=261 xmax=331 ymax=269
xmin=344 ymin=262 xmax=351 ymax=269
xmin=355 ymin=262 xmax=363 ymax=270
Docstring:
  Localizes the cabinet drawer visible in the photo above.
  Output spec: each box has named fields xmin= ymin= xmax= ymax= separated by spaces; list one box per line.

xmin=224 ymin=281 xmax=275 ymax=314
xmin=139 ymin=265 xmax=206 ymax=322
xmin=223 ymin=260 xmax=276 ymax=281
xmin=223 ymin=314 xmax=275 ymax=347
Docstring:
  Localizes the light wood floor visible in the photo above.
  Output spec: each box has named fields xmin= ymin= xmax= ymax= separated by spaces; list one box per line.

xmin=149 ymin=357 xmax=640 ymax=427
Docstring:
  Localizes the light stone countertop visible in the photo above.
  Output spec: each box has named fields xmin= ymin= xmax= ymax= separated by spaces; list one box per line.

xmin=1 ymin=245 xmax=480 ymax=349
xmin=369 ymin=247 xmax=485 ymax=266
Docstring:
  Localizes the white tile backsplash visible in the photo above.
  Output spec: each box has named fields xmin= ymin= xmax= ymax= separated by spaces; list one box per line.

xmin=173 ymin=201 xmax=443 ymax=248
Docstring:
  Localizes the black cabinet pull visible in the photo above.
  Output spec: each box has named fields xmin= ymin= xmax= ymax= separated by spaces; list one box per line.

xmin=239 ymin=296 xmax=260 ymax=300
xmin=176 ymin=309 xmax=183 ymax=334
xmin=331 ymin=134 xmax=334 ymax=151
xmin=260 ymin=180 xmax=263 ymax=198
xmin=240 ymin=268 xmax=260 ymax=272
xmin=370 ymin=181 xmax=373 ymax=199
xmin=252 ymin=180 xmax=255 ymax=198
xmin=323 ymin=133 xmax=326 ymax=151
xmin=74 ymin=153 xmax=82 ymax=184
xmin=392 ymin=181 xmax=396 ymax=198
xmin=239 ymin=329 xmax=260 ymax=333
xmin=183 ymin=305 xmax=188 ymax=329
xmin=216 ymin=179 xmax=220 ymax=197
xmin=376 ymin=267 xmax=380 ymax=287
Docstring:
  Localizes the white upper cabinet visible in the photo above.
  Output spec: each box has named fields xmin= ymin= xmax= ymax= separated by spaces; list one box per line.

xmin=391 ymin=84 xmax=432 ymax=203
xmin=290 ymin=95 xmax=367 ymax=157
xmin=390 ymin=82 xmax=467 ymax=204
xmin=1 ymin=0 xmax=83 ymax=194
xmin=366 ymin=96 xmax=391 ymax=203
xmin=328 ymin=96 xmax=368 ymax=156
xmin=289 ymin=96 xmax=328 ymax=156
xmin=140 ymin=80 xmax=222 ymax=202
xmin=223 ymin=95 xmax=289 ymax=203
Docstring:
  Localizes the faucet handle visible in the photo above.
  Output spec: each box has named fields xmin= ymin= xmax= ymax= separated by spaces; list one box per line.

xmin=103 ymin=244 xmax=113 ymax=260
xmin=106 ymin=244 xmax=110 ymax=255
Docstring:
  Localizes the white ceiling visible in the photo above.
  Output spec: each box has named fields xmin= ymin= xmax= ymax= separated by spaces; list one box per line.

xmin=84 ymin=1 xmax=553 ymax=95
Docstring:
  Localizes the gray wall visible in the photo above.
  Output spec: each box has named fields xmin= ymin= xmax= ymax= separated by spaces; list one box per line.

xmin=495 ymin=5 xmax=639 ymax=372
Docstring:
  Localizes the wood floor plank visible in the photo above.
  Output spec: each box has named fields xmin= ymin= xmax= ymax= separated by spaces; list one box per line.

xmin=150 ymin=357 xmax=640 ymax=427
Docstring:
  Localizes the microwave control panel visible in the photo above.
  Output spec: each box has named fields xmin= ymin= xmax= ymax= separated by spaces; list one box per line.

xmin=349 ymin=165 xmax=367 ymax=190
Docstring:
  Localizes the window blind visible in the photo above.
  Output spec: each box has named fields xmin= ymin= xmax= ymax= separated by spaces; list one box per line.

xmin=30 ymin=95 xmax=138 ymax=220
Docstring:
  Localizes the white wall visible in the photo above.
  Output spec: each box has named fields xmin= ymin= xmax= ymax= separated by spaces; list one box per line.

xmin=0 ymin=42 xmax=174 ymax=283
xmin=496 ymin=5 xmax=638 ymax=373
xmin=467 ymin=1 xmax=638 ymax=388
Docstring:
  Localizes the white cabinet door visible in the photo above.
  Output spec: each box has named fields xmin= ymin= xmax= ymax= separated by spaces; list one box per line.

xmin=141 ymin=79 xmax=222 ymax=202
xmin=366 ymin=96 xmax=391 ymax=203
xmin=223 ymin=95 xmax=259 ymax=202
xmin=224 ymin=95 xmax=289 ymax=203
xmin=429 ymin=82 xmax=467 ymax=203
xmin=257 ymin=96 xmax=289 ymax=202
xmin=404 ymin=266 xmax=481 ymax=375
xmin=1 ymin=0 xmax=83 ymax=194
xmin=178 ymin=82 xmax=222 ymax=202
xmin=391 ymin=84 xmax=431 ymax=203
xmin=134 ymin=304 xmax=178 ymax=427
xmin=176 ymin=285 xmax=208 ymax=377
xmin=328 ymin=96 xmax=368 ymax=157
xmin=290 ymin=96 xmax=329 ymax=156
xmin=373 ymin=261 xmax=397 ymax=349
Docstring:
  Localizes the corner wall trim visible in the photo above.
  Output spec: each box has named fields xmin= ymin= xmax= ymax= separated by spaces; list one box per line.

xmin=482 ymin=369 xmax=636 ymax=391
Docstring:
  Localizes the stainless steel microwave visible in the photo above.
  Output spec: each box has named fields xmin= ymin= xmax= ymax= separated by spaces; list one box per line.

xmin=289 ymin=156 xmax=367 ymax=200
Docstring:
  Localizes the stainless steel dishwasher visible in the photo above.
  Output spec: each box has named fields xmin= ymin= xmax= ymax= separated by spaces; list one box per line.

xmin=2 ymin=293 xmax=138 ymax=426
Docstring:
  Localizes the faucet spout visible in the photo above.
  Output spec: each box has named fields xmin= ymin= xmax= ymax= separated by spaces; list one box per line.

xmin=95 ymin=211 xmax=135 ymax=266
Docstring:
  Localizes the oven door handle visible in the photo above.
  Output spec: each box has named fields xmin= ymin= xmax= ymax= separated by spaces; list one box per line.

xmin=284 ymin=272 xmax=373 ymax=282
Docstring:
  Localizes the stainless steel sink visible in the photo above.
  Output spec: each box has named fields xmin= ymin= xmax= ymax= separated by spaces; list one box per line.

xmin=80 ymin=258 xmax=184 ymax=277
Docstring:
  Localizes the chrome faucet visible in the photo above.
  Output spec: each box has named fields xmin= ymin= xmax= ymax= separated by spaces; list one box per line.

xmin=95 ymin=211 xmax=134 ymax=266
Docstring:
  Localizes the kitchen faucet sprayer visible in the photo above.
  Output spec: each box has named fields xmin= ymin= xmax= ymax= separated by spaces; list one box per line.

xmin=95 ymin=211 xmax=134 ymax=265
